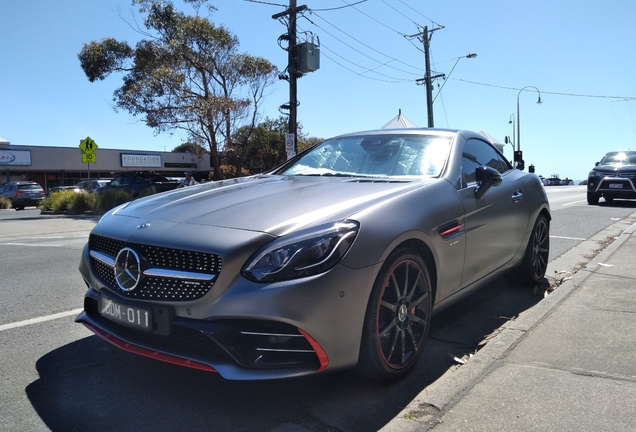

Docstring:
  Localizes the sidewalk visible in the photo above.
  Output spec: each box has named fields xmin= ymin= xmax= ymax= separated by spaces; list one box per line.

xmin=383 ymin=221 xmax=636 ymax=432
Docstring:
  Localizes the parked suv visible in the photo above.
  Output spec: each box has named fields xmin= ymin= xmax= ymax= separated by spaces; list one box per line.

xmin=95 ymin=172 xmax=180 ymax=197
xmin=587 ymin=151 xmax=636 ymax=204
xmin=1 ymin=181 xmax=45 ymax=210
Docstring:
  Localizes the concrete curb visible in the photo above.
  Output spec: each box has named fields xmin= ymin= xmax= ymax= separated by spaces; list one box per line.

xmin=380 ymin=216 xmax=636 ymax=432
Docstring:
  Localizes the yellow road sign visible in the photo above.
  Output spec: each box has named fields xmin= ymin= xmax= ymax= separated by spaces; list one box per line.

xmin=82 ymin=153 xmax=96 ymax=164
xmin=79 ymin=137 xmax=98 ymax=154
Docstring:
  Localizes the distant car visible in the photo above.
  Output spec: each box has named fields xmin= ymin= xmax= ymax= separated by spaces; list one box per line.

xmin=46 ymin=186 xmax=82 ymax=197
xmin=77 ymin=179 xmax=111 ymax=193
xmin=76 ymin=128 xmax=551 ymax=381
xmin=588 ymin=151 xmax=636 ymax=204
xmin=94 ymin=172 xmax=180 ymax=197
xmin=1 ymin=181 xmax=45 ymax=210
xmin=543 ymin=176 xmax=573 ymax=186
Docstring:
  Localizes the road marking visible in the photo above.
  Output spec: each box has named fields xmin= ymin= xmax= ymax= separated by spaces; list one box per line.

xmin=0 ymin=242 xmax=68 ymax=247
xmin=0 ymin=308 xmax=83 ymax=332
xmin=550 ymin=235 xmax=586 ymax=241
xmin=561 ymin=200 xmax=587 ymax=206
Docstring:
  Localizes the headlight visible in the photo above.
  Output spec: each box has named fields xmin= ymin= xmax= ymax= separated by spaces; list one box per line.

xmin=588 ymin=170 xmax=602 ymax=178
xmin=242 ymin=221 xmax=359 ymax=282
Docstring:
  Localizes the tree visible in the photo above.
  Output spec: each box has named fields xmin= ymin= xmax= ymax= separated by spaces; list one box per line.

xmin=78 ymin=0 xmax=278 ymax=180
xmin=226 ymin=116 xmax=324 ymax=175
xmin=172 ymin=142 xmax=206 ymax=158
xmin=228 ymin=117 xmax=287 ymax=175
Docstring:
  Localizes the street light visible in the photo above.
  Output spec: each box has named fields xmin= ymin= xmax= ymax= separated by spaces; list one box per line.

xmin=432 ymin=53 xmax=477 ymax=103
xmin=516 ymin=86 xmax=542 ymax=153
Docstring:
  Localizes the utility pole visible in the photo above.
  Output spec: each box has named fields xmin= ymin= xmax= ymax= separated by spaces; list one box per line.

xmin=423 ymin=27 xmax=434 ymax=128
xmin=273 ymin=1 xmax=307 ymax=154
xmin=410 ymin=25 xmax=444 ymax=128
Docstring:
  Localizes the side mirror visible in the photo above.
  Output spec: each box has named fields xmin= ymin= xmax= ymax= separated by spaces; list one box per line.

xmin=474 ymin=166 xmax=503 ymax=200
xmin=595 ymin=162 xmax=599 ymax=166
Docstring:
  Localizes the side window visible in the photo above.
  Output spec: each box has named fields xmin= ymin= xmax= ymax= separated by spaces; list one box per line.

xmin=462 ymin=139 xmax=511 ymax=186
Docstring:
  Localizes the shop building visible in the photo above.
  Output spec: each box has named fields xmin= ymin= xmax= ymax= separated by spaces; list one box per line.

xmin=0 ymin=137 xmax=209 ymax=191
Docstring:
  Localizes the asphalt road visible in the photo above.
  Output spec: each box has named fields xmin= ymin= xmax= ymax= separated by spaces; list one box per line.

xmin=2 ymin=186 xmax=635 ymax=432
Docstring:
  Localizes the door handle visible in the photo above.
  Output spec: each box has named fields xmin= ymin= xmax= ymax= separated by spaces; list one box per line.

xmin=512 ymin=190 xmax=523 ymax=203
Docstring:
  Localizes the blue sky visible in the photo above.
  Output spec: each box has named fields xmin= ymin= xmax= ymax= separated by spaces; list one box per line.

xmin=1 ymin=0 xmax=635 ymax=181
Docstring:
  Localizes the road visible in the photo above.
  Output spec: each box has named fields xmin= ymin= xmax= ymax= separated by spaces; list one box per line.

xmin=1 ymin=186 xmax=635 ymax=432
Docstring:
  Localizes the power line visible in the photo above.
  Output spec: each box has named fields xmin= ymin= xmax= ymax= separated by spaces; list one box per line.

xmin=394 ymin=0 xmax=444 ymax=27
xmin=241 ymin=0 xmax=286 ymax=7
xmin=312 ymin=0 xmax=369 ymax=12
xmin=303 ymin=11 xmax=423 ymax=74
xmin=452 ymin=78 xmax=636 ymax=99
xmin=379 ymin=0 xmax=419 ymax=27
xmin=319 ymin=49 xmax=414 ymax=83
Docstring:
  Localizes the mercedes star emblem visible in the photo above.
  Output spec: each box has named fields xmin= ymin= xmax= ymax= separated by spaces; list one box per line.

xmin=114 ymin=247 xmax=141 ymax=291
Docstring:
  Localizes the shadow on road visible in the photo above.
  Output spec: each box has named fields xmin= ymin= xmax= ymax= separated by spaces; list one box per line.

xmin=25 ymin=277 xmax=542 ymax=432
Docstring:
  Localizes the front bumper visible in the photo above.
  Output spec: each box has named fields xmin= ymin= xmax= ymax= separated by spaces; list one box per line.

xmin=77 ymin=239 xmax=381 ymax=380
xmin=76 ymin=288 xmax=326 ymax=379
xmin=587 ymin=175 xmax=636 ymax=198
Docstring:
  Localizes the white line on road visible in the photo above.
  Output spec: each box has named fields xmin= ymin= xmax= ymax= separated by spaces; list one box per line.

xmin=550 ymin=235 xmax=586 ymax=241
xmin=560 ymin=200 xmax=587 ymax=206
xmin=0 ymin=308 xmax=83 ymax=332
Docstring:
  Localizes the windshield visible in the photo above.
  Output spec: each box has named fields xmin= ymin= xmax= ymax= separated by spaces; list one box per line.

xmin=280 ymin=134 xmax=452 ymax=178
xmin=601 ymin=152 xmax=636 ymax=165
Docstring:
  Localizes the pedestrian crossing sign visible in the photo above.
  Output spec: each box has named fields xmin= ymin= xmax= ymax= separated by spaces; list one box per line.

xmin=80 ymin=137 xmax=98 ymax=154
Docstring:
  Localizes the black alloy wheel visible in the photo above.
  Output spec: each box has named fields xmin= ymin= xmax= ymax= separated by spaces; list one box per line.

xmin=520 ymin=214 xmax=550 ymax=286
xmin=358 ymin=247 xmax=432 ymax=381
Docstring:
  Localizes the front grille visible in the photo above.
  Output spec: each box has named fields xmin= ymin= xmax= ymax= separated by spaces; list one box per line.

xmin=89 ymin=234 xmax=222 ymax=301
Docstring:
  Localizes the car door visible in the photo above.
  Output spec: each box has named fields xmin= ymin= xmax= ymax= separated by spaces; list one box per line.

xmin=459 ymin=138 xmax=530 ymax=287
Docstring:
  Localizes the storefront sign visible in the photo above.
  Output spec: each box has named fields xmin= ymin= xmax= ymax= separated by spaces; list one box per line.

xmin=0 ymin=149 xmax=32 ymax=166
xmin=120 ymin=153 xmax=162 ymax=168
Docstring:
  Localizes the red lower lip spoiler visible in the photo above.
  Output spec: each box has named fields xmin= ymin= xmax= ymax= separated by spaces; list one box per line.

xmin=81 ymin=321 xmax=217 ymax=373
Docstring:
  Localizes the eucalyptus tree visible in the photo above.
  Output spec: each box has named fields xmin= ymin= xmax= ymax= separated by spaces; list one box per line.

xmin=78 ymin=0 xmax=278 ymax=179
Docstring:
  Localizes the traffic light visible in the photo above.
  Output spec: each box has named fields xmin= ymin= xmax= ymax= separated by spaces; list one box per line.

xmin=517 ymin=160 xmax=525 ymax=171
xmin=529 ymin=164 xmax=535 ymax=173
xmin=513 ymin=150 xmax=523 ymax=162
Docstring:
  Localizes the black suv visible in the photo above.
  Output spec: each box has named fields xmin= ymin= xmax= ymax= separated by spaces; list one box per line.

xmin=587 ymin=151 xmax=636 ymax=205
xmin=95 ymin=172 xmax=180 ymax=197
xmin=1 ymin=181 xmax=45 ymax=210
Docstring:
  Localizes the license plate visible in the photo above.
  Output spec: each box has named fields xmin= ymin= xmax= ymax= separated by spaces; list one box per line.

xmin=609 ymin=183 xmax=624 ymax=189
xmin=98 ymin=295 xmax=152 ymax=332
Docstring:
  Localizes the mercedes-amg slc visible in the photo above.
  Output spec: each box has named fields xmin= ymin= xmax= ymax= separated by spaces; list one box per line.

xmin=76 ymin=128 xmax=550 ymax=381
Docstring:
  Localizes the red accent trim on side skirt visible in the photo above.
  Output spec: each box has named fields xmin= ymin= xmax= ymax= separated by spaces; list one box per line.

xmin=297 ymin=328 xmax=329 ymax=372
xmin=81 ymin=321 xmax=217 ymax=373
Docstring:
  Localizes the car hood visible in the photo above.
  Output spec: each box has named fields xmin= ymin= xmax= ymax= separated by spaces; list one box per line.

xmin=110 ymin=175 xmax=429 ymax=236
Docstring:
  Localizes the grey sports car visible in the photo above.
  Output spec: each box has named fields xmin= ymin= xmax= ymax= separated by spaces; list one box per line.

xmin=76 ymin=128 xmax=550 ymax=381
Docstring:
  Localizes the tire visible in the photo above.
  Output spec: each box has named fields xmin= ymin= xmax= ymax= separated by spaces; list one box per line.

xmin=519 ymin=214 xmax=550 ymax=286
xmin=358 ymin=247 xmax=432 ymax=381
xmin=587 ymin=192 xmax=599 ymax=205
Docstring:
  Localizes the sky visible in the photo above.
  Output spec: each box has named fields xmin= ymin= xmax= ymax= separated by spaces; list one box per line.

xmin=2 ymin=0 xmax=636 ymax=181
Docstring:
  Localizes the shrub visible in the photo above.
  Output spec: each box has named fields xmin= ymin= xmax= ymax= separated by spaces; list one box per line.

xmin=39 ymin=190 xmax=77 ymax=213
xmin=0 ymin=197 xmax=10 ymax=209
xmin=70 ymin=191 xmax=97 ymax=213
xmin=95 ymin=189 xmax=133 ymax=213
